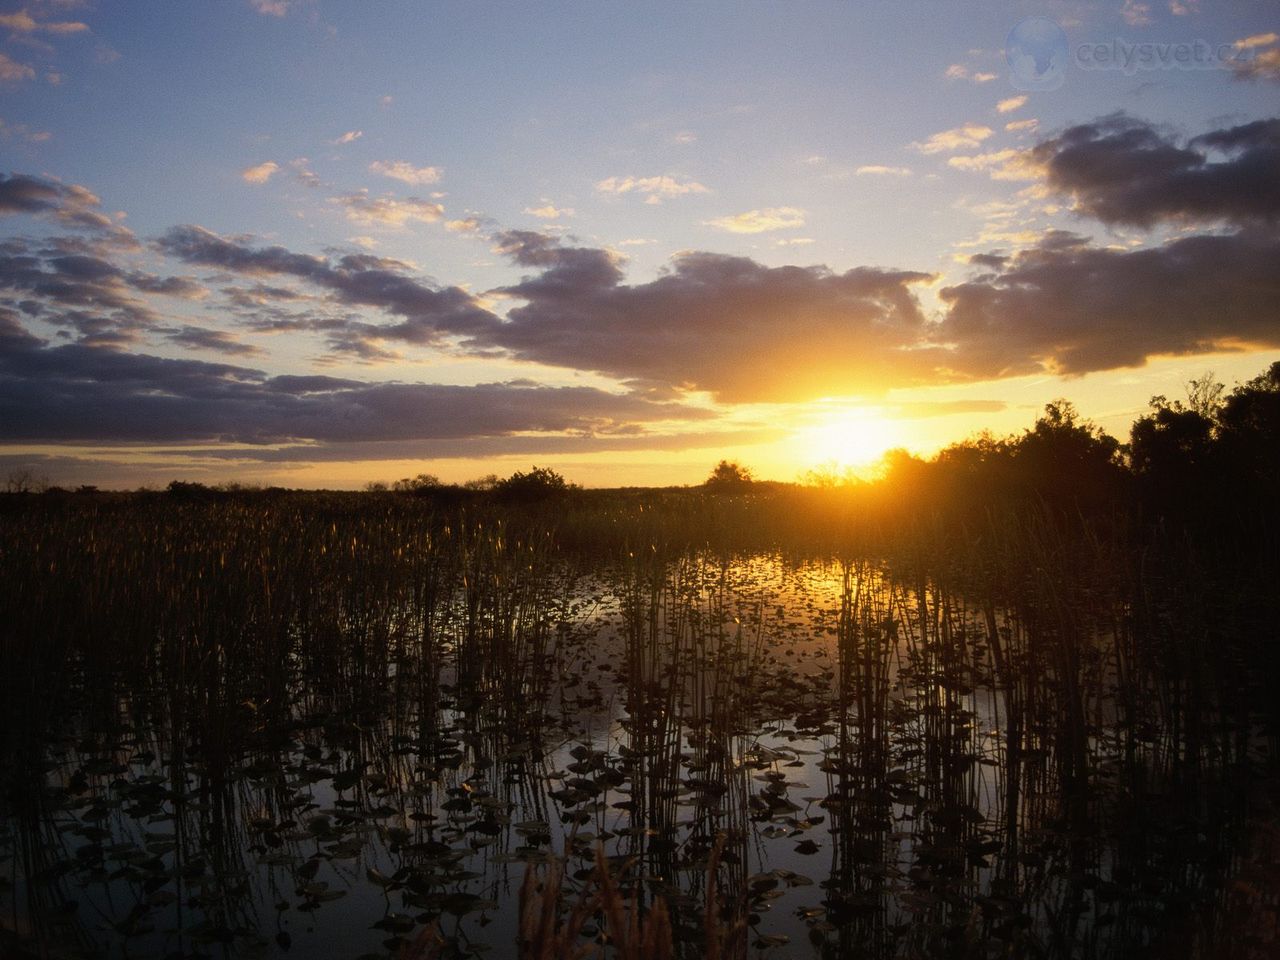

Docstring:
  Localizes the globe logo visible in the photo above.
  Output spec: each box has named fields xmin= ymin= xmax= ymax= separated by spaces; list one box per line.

xmin=1006 ymin=17 xmax=1069 ymax=91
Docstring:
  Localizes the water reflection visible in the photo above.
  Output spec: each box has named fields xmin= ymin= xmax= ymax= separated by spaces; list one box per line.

xmin=0 ymin=547 xmax=1257 ymax=959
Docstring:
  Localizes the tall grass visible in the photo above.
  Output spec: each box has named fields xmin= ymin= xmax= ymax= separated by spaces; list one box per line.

xmin=0 ymin=489 xmax=1273 ymax=959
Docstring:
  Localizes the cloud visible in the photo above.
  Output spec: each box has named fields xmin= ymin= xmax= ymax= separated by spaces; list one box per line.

xmin=241 ymin=161 xmax=280 ymax=184
xmin=524 ymin=202 xmax=572 ymax=220
xmin=163 ymin=325 xmax=261 ymax=356
xmin=288 ymin=157 xmax=322 ymax=188
xmin=594 ymin=175 xmax=709 ymax=204
xmin=1235 ymin=33 xmax=1279 ymax=50
xmin=1005 ymin=118 xmax=1038 ymax=133
xmin=0 ymin=9 xmax=89 ymax=34
xmin=445 ymin=217 xmax=483 ymax=234
xmin=0 ymin=325 xmax=706 ymax=444
xmin=249 ymin=0 xmax=291 ymax=16
xmin=1031 ymin=113 xmax=1280 ymax=227
xmin=704 ymin=207 xmax=805 ymax=234
xmin=479 ymin=230 xmax=938 ymax=403
xmin=369 ymin=160 xmax=442 ymax=185
xmin=0 ymin=52 xmax=36 ymax=83
xmin=157 ymin=224 xmax=493 ymax=347
xmin=1230 ymin=34 xmax=1280 ymax=82
xmin=1121 ymin=0 xmax=1153 ymax=26
xmin=945 ymin=64 xmax=997 ymax=83
xmin=332 ymin=130 xmax=362 ymax=144
xmin=947 ymin=148 xmax=1040 ymax=180
xmin=0 ymin=117 xmax=52 ymax=142
xmin=0 ymin=172 xmax=136 ymax=246
xmin=997 ymin=95 xmax=1028 ymax=114
xmin=855 ymin=165 xmax=912 ymax=177
xmin=331 ymin=193 xmax=445 ymax=227
xmin=912 ymin=124 xmax=994 ymax=154
xmin=938 ymin=229 xmax=1280 ymax=378
xmin=0 ymin=242 xmax=164 ymax=346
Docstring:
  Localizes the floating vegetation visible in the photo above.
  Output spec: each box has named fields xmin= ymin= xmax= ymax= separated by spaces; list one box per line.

xmin=0 ymin=492 xmax=1275 ymax=958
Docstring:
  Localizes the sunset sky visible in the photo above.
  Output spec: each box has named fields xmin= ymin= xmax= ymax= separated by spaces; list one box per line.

xmin=1 ymin=0 xmax=1278 ymax=488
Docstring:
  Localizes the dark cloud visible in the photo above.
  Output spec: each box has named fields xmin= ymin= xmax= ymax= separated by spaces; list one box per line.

xmin=1033 ymin=114 xmax=1280 ymax=228
xmin=158 ymin=227 xmax=953 ymax=397
xmin=163 ymin=325 xmax=262 ymax=357
xmin=0 ymin=319 xmax=709 ymax=445
xmin=938 ymin=229 xmax=1280 ymax=378
xmin=128 ymin=272 xmax=208 ymax=299
xmin=0 ymin=172 xmax=137 ymax=247
xmin=158 ymin=225 xmax=496 ymax=347
xmin=478 ymin=231 xmax=939 ymax=403
xmin=0 ymin=243 xmax=158 ymax=343
xmin=0 ymin=172 xmax=67 ymax=215
xmin=163 ymin=427 xmax=784 ymax=464
xmin=224 ymin=282 xmax=309 ymax=307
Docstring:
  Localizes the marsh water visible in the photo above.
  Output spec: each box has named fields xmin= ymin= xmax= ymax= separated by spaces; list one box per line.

xmin=0 ymin=497 xmax=1269 ymax=959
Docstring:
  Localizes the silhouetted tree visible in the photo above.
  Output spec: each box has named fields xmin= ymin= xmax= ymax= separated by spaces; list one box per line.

xmin=1130 ymin=390 xmax=1218 ymax=519
xmin=393 ymin=473 xmax=442 ymax=494
xmin=1217 ymin=361 xmax=1280 ymax=505
xmin=1010 ymin=400 xmax=1125 ymax=511
xmin=494 ymin=466 xmax=573 ymax=502
xmin=704 ymin=460 xmax=754 ymax=491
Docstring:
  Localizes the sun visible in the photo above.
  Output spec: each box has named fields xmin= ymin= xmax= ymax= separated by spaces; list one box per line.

xmin=793 ymin=407 xmax=903 ymax=470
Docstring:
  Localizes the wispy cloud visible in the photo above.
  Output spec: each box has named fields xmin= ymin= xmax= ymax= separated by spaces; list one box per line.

xmin=369 ymin=160 xmax=442 ymax=186
xmin=1121 ymin=0 xmax=1153 ymax=26
xmin=288 ymin=157 xmax=321 ymax=188
xmin=332 ymin=130 xmax=362 ymax=145
xmin=704 ymin=207 xmax=805 ymax=233
xmin=947 ymin=149 xmax=1040 ymax=180
xmin=945 ymin=64 xmax=997 ymax=83
xmin=1235 ymin=32 xmax=1279 ymax=50
xmin=0 ymin=52 xmax=36 ymax=83
xmin=855 ymin=165 xmax=912 ymax=177
xmin=249 ymin=0 xmax=291 ymax=16
xmin=595 ymin=175 xmax=709 ymax=204
xmin=524 ymin=201 xmax=573 ymax=220
xmin=912 ymin=124 xmax=994 ymax=154
xmin=0 ymin=117 xmax=51 ymax=142
xmin=0 ymin=9 xmax=89 ymax=34
xmin=1231 ymin=33 xmax=1280 ymax=82
xmin=241 ymin=161 xmax=280 ymax=184
xmin=332 ymin=192 xmax=445 ymax=227
xmin=445 ymin=217 xmax=483 ymax=234
xmin=997 ymin=95 xmax=1028 ymax=114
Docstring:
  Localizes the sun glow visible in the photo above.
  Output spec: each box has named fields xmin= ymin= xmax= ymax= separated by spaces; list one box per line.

xmin=793 ymin=407 xmax=904 ymax=470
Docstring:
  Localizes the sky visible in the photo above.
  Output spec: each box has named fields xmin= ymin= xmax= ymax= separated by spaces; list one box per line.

xmin=1 ymin=0 xmax=1278 ymax=489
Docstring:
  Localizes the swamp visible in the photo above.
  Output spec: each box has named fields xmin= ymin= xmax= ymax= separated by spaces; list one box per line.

xmin=3 ymin=373 xmax=1279 ymax=960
